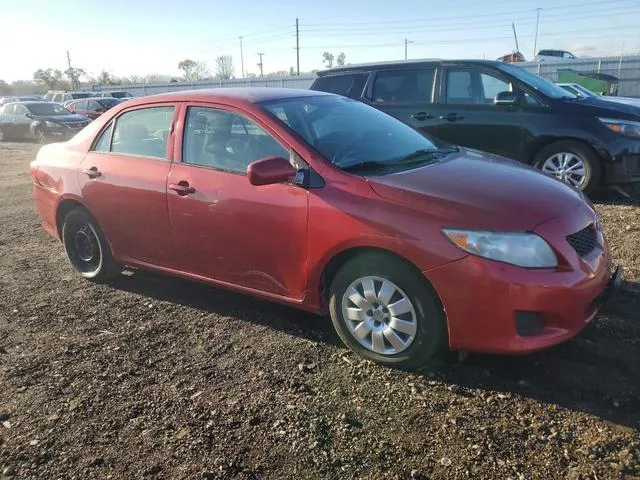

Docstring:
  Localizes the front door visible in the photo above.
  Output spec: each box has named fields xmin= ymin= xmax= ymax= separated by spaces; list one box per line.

xmin=431 ymin=66 xmax=525 ymax=160
xmin=167 ymin=104 xmax=309 ymax=299
xmin=13 ymin=104 xmax=33 ymax=140
xmin=78 ymin=104 xmax=177 ymax=266
xmin=364 ymin=67 xmax=440 ymax=139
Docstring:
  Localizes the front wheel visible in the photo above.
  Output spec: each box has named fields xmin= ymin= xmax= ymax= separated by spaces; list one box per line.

xmin=534 ymin=140 xmax=602 ymax=194
xmin=61 ymin=208 xmax=120 ymax=281
xmin=328 ymin=253 xmax=447 ymax=369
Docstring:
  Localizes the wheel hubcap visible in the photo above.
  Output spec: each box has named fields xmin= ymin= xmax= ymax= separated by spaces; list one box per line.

xmin=74 ymin=226 xmax=97 ymax=262
xmin=541 ymin=152 xmax=588 ymax=189
xmin=341 ymin=276 xmax=417 ymax=355
xmin=66 ymin=222 xmax=102 ymax=273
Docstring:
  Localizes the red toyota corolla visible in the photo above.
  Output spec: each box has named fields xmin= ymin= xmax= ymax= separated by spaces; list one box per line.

xmin=31 ymin=88 xmax=621 ymax=367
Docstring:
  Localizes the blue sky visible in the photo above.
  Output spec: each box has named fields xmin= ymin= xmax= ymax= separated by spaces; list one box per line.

xmin=0 ymin=0 xmax=638 ymax=82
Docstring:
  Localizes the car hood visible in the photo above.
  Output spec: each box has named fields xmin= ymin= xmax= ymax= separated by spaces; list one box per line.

xmin=34 ymin=114 xmax=89 ymax=123
xmin=602 ymin=96 xmax=640 ymax=108
xmin=559 ymin=96 xmax=640 ymax=119
xmin=365 ymin=149 xmax=589 ymax=231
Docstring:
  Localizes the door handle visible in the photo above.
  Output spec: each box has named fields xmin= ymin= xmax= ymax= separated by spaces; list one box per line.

xmin=82 ymin=167 xmax=102 ymax=178
xmin=411 ymin=112 xmax=433 ymax=121
xmin=439 ymin=113 xmax=464 ymax=122
xmin=169 ymin=182 xmax=195 ymax=196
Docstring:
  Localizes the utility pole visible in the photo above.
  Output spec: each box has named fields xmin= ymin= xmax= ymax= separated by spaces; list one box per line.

xmin=257 ymin=53 xmax=265 ymax=78
xmin=512 ymin=22 xmax=520 ymax=54
xmin=533 ymin=8 xmax=542 ymax=58
xmin=295 ymin=18 xmax=300 ymax=75
xmin=404 ymin=38 xmax=413 ymax=60
xmin=66 ymin=50 xmax=76 ymax=89
xmin=239 ymin=36 xmax=245 ymax=78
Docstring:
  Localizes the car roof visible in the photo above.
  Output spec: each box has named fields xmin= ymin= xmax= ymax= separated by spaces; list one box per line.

xmin=316 ymin=59 xmax=505 ymax=76
xmin=128 ymin=87 xmax=330 ymax=106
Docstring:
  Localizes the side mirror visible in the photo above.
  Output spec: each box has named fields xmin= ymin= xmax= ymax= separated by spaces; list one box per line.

xmin=494 ymin=91 xmax=521 ymax=106
xmin=95 ymin=108 xmax=105 ymax=113
xmin=25 ymin=112 xmax=33 ymax=118
xmin=247 ymin=156 xmax=296 ymax=186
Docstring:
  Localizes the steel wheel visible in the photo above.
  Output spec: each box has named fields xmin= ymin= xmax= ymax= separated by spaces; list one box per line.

xmin=341 ymin=276 xmax=417 ymax=355
xmin=541 ymin=152 xmax=590 ymax=189
xmin=65 ymin=221 xmax=103 ymax=275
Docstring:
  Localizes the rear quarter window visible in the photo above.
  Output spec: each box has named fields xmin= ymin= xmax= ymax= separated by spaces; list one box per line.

xmin=312 ymin=73 xmax=369 ymax=98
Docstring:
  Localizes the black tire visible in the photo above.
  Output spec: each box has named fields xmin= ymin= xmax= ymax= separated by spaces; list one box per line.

xmin=34 ymin=128 xmax=48 ymax=144
xmin=61 ymin=208 xmax=120 ymax=281
xmin=533 ymin=140 xmax=602 ymax=194
xmin=328 ymin=252 xmax=447 ymax=369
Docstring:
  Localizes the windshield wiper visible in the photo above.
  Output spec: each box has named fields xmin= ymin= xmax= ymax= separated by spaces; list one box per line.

xmin=341 ymin=147 xmax=458 ymax=172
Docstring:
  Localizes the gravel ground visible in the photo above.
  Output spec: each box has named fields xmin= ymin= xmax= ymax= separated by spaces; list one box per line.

xmin=0 ymin=142 xmax=639 ymax=480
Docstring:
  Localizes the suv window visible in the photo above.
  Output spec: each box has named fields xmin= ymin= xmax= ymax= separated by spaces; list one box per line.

xmin=562 ymin=52 xmax=575 ymax=59
xmin=480 ymin=72 xmax=511 ymax=103
xmin=313 ymin=73 xmax=368 ymax=98
xmin=182 ymin=106 xmax=288 ymax=174
xmin=446 ymin=70 xmax=474 ymax=103
xmin=109 ymin=106 xmax=174 ymax=159
xmin=44 ymin=92 xmax=55 ymax=101
xmin=372 ymin=69 xmax=435 ymax=104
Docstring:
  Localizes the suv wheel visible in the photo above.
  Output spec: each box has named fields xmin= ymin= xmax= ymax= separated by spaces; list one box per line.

xmin=534 ymin=140 xmax=602 ymax=194
xmin=328 ymin=252 xmax=447 ymax=369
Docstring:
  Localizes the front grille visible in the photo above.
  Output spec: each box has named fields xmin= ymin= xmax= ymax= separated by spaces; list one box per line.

xmin=566 ymin=225 xmax=597 ymax=257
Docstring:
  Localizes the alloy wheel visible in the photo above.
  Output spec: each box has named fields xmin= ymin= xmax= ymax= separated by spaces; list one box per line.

xmin=541 ymin=152 xmax=589 ymax=189
xmin=341 ymin=276 xmax=417 ymax=355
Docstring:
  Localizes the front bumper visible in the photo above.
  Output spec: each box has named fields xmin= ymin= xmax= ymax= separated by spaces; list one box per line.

xmin=604 ymin=152 xmax=640 ymax=184
xmin=426 ymin=210 xmax=620 ymax=354
xmin=40 ymin=124 xmax=87 ymax=140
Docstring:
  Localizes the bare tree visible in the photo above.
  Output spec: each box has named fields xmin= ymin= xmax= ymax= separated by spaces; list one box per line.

xmin=178 ymin=59 xmax=197 ymax=80
xmin=322 ymin=52 xmax=334 ymax=68
xmin=336 ymin=52 xmax=346 ymax=67
xmin=215 ymin=56 xmax=234 ymax=80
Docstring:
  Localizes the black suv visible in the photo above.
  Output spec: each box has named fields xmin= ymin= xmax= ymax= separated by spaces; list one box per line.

xmin=310 ymin=60 xmax=640 ymax=193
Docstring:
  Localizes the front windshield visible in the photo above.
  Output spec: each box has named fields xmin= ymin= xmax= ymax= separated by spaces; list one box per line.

xmin=26 ymin=103 xmax=72 ymax=116
xmin=572 ymin=84 xmax=597 ymax=97
xmin=499 ymin=64 xmax=577 ymax=99
xmin=71 ymin=93 xmax=92 ymax=99
xmin=261 ymin=95 xmax=440 ymax=169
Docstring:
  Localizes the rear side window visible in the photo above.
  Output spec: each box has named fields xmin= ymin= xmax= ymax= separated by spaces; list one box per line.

xmin=75 ymin=100 xmax=88 ymax=110
xmin=96 ymin=106 xmax=174 ymax=159
xmin=312 ymin=73 xmax=368 ymax=98
xmin=372 ymin=69 xmax=435 ymax=104
xmin=446 ymin=70 xmax=474 ymax=103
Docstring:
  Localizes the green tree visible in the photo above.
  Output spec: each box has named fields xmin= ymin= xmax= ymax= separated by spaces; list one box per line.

xmin=178 ymin=59 xmax=197 ymax=80
xmin=322 ymin=52 xmax=334 ymax=68
xmin=33 ymin=69 xmax=68 ymax=90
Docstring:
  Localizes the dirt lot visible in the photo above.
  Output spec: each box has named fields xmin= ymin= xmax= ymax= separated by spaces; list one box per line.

xmin=0 ymin=142 xmax=639 ymax=480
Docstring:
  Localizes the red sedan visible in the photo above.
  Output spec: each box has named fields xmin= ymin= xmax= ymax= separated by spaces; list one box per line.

xmin=63 ymin=97 xmax=123 ymax=120
xmin=30 ymin=88 xmax=620 ymax=367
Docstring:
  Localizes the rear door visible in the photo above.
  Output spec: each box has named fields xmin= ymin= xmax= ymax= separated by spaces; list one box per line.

xmin=78 ymin=104 xmax=177 ymax=266
xmin=363 ymin=67 xmax=439 ymax=137
xmin=430 ymin=66 xmax=525 ymax=159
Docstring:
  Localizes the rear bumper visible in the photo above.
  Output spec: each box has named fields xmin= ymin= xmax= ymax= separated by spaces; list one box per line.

xmin=425 ymin=208 xmax=617 ymax=354
xmin=33 ymin=183 xmax=61 ymax=240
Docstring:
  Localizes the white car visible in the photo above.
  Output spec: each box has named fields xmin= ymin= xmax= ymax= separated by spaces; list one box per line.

xmin=557 ymin=83 xmax=640 ymax=108
xmin=535 ymin=50 xmax=577 ymax=62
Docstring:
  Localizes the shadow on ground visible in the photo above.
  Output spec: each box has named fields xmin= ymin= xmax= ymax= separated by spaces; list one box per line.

xmin=109 ymin=269 xmax=640 ymax=431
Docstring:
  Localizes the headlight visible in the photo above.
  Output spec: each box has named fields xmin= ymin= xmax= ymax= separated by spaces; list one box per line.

xmin=442 ymin=229 xmax=558 ymax=268
xmin=598 ymin=117 xmax=640 ymax=138
xmin=44 ymin=121 xmax=61 ymax=128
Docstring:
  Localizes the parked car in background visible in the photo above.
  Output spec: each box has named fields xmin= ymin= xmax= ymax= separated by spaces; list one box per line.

xmin=95 ymin=91 xmax=134 ymax=99
xmin=63 ymin=97 xmax=123 ymax=119
xmin=43 ymin=91 xmax=94 ymax=103
xmin=0 ymin=95 xmax=43 ymax=105
xmin=535 ymin=50 xmax=577 ymax=61
xmin=30 ymin=88 xmax=620 ymax=368
xmin=557 ymin=82 xmax=640 ymax=108
xmin=0 ymin=101 xmax=90 ymax=143
xmin=310 ymin=59 xmax=640 ymax=193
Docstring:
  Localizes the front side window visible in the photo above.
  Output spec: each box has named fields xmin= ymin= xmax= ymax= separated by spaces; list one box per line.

xmin=480 ymin=72 xmax=511 ymax=102
xmin=261 ymin=95 xmax=440 ymax=170
xmin=75 ymin=100 xmax=88 ymax=110
xmin=3 ymin=104 xmax=16 ymax=115
xmin=86 ymin=100 xmax=102 ymax=110
xmin=14 ymin=104 xmax=28 ymax=115
xmin=109 ymin=106 xmax=174 ymax=159
xmin=182 ymin=107 xmax=288 ymax=174
xmin=93 ymin=123 xmax=113 ymax=152
xmin=372 ymin=68 xmax=435 ymax=104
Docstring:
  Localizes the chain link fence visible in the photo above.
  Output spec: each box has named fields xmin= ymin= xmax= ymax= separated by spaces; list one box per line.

xmin=106 ymin=55 xmax=640 ymax=98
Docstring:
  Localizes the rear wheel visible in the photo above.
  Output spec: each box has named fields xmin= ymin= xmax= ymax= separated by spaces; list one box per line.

xmin=61 ymin=208 xmax=120 ymax=281
xmin=534 ymin=140 xmax=602 ymax=194
xmin=328 ymin=253 xmax=447 ymax=369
